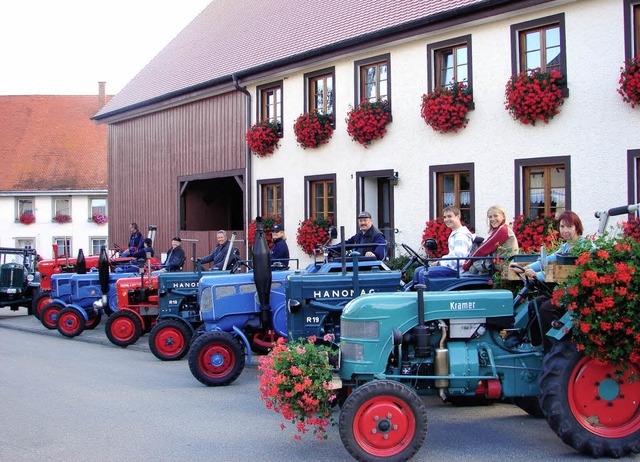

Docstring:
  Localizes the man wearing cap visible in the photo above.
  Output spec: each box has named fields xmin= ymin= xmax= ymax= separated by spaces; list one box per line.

xmin=195 ymin=230 xmax=238 ymax=271
xmin=270 ymin=223 xmax=289 ymax=268
xmin=163 ymin=237 xmax=185 ymax=272
xmin=341 ymin=211 xmax=386 ymax=260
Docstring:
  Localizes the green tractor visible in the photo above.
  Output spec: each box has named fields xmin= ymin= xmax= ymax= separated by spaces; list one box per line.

xmin=0 ymin=247 xmax=39 ymax=313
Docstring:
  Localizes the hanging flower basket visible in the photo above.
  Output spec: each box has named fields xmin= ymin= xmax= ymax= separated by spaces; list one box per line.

xmin=19 ymin=212 xmax=35 ymax=225
xmin=420 ymin=217 xmax=474 ymax=258
xmin=247 ymin=214 xmax=282 ymax=248
xmin=293 ymin=111 xmax=334 ymax=149
xmin=245 ymin=121 xmax=280 ymax=157
xmin=296 ymin=216 xmax=332 ymax=256
xmin=53 ymin=213 xmax=72 ymax=224
xmin=420 ymin=82 xmax=473 ymax=134
xmin=618 ymin=56 xmax=640 ymax=108
xmin=511 ymin=213 xmax=559 ymax=253
xmin=92 ymin=214 xmax=108 ymax=225
xmin=504 ymin=68 xmax=566 ymax=125
xmin=345 ymin=99 xmax=391 ymax=147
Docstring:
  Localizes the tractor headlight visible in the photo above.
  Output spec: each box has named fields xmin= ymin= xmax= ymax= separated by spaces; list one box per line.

xmin=200 ymin=286 xmax=213 ymax=313
xmin=340 ymin=342 xmax=364 ymax=361
xmin=288 ymin=299 xmax=301 ymax=314
xmin=27 ymin=274 xmax=35 ymax=282
xmin=341 ymin=320 xmax=379 ymax=339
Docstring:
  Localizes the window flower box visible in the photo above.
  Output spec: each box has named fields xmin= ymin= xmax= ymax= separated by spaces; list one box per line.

xmin=296 ymin=216 xmax=332 ymax=256
xmin=92 ymin=214 xmax=108 ymax=225
xmin=245 ymin=121 xmax=280 ymax=157
xmin=53 ymin=213 xmax=72 ymax=224
xmin=618 ymin=56 xmax=640 ymax=108
xmin=293 ymin=111 xmax=334 ymax=149
xmin=19 ymin=212 xmax=35 ymax=225
xmin=345 ymin=99 xmax=391 ymax=147
xmin=420 ymin=82 xmax=473 ymax=134
xmin=504 ymin=68 xmax=566 ymax=125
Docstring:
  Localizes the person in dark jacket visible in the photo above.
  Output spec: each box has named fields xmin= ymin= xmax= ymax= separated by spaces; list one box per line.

xmin=340 ymin=211 xmax=386 ymax=260
xmin=131 ymin=238 xmax=154 ymax=261
xmin=163 ymin=237 xmax=185 ymax=272
xmin=196 ymin=230 xmax=237 ymax=270
xmin=121 ymin=223 xmax=144 ymax=257
xmin=270 ymin=223 xmax=290 ymax=269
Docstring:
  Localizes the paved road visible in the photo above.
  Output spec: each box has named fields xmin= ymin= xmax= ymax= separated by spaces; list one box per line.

xmin=0 ymin=308 xmax=633 ymax=462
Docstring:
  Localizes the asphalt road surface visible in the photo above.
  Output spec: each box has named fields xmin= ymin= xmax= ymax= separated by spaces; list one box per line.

xmin=0 ymin=309 xmax=634 ymax=462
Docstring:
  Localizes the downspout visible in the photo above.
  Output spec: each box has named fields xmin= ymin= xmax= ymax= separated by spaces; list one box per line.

xmin=233 ymin=74 xmax=252 ymax=257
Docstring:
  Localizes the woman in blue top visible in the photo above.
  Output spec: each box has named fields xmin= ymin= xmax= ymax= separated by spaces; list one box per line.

xmin=508 ymin=210 xmax=584 ymax=350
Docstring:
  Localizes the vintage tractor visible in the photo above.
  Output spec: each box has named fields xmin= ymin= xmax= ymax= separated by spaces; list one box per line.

xmin=0 ymin=246 xmax=39 ymax=313
xmin=327 ymin=204 xmax=640 ymax=461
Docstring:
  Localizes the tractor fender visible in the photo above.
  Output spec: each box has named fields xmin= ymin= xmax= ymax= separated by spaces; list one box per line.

xmin=63 ymin=303 xmax=91 ymax=322
xmin=158 ymin=315 xmax=196 ymax=335
xmin=232 ymin=325 xmax=252 ymax=365
xmin=120 ymin=308 xmax=145 ymax=327
xmin=545 ymin=310 xmax=573 ymax=341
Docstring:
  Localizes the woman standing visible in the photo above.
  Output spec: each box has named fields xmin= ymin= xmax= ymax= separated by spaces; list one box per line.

xmin=270 ymin=224 xmax=290 ymax=269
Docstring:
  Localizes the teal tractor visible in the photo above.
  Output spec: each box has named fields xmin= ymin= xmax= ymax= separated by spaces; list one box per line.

xmin=330 ymin=204 xmax=640 ymax=461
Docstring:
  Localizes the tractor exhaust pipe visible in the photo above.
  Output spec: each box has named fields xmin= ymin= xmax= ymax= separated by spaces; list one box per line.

xmin=76 ymin=249 xmax=87 ymax=274
xmin=98 ymin=246 xmax=110 ymax=305
xmin=252 ymin=217 xmax=272 ymax=329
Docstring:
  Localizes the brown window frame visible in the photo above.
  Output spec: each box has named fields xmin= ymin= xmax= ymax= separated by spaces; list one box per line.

xmin=257 ymin=178 xmax=284 ymax=221
xmin=354 ymin=54 xmax=391 ymax=109
xmin=628 ymin=149 xmax=640 ymax=205
xmin=514 ymin=156 xmax=571 ymax=218
xmin=304 ymin=174 xmax=336 ymax=223
xmin=624 ymin=0 xmax=640 ymax=59
xmin=427 ymin=35 xmax=473 ymax=93
xmin=305 ymin=67 xmax=335 ymax=124
xmin=510 ymin=14 xmax=567 ymax=76
xmin=53 ymin=196 xmax=72 ymax=221
xmin=257 ymin=81 xmax=283 ymax=136
xmin=429 ymin=163 xmax=475 ymax=229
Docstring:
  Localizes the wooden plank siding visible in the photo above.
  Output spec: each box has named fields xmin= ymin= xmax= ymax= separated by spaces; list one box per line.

xmin=106 ymin=90 xmax=247 ymax=261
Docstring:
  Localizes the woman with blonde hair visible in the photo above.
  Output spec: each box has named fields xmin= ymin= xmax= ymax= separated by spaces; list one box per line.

xmin=462 ymin=205 xmax=518 ymax=274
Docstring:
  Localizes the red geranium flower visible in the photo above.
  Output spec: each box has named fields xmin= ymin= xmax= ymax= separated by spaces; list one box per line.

xmin=245 ymin=121 xmax=280 ymax=157
xmin=296 ymin=216 xmax=332 ymax=256
xmin=420 ymin=81 xmax=473 ymax=134
xmin=345 ymin=100 xmax=391 ymax=147
xmin=293 ymin=111 xmax=334 ymax=149
xmin=504 ymin=68 xmax=566 ymax=125
xmin=618 ymin=56 xmax=640 ymax=108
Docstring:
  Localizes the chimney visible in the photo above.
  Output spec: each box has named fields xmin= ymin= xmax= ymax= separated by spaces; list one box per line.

xmin=98 ymin=81 xmax=106 ymax=107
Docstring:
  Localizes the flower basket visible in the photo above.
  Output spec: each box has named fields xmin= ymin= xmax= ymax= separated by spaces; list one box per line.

xmin=623 ymin=215 xmax=640 ymax=242
xmin=345 ymin=99 xmax=391 ymax=147
xmin=618 ymin=56 xmax=640 ymax=108
xmin=296 ymin=216 xmax=332 ymax=256
xmin=258 ymin=335 xmax=337 ymax=440
xmin=92 ymin=214 xmax=108 ymax=225
xmin=420 ymin=82 xmax=473 ymax=134
xmin=248 ymin=214 xmax=282 ymax=248
xmin=504 ymin=68 xmax=566 ymax=125
xmin=245 ymin=121 xmax=280 ymax=157
xmin=19 ymin=212 xmax=35 ymax=225
xmin=420 ymin=217 xmax=474 ymax=258
xmin=293 ymin=111 xmax=334 ymax=149
xmin=511 ymin=213 xmax=559 ymax=253
xmin=53 ymin=213 xmax=72 ymax=224
xmin=554 ymin=237 xmax=640 ymax=366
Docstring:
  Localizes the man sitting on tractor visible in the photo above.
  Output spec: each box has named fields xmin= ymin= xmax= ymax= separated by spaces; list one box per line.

xmin=330 ymin=211 xmax=386 ymax=260
xmin=163 ymin=237 xmax=185 ymax=272
xmin=121 ymin=223 xmax=144 ymax=257
xmin=194 ymin=230 xmax=238 ymax=271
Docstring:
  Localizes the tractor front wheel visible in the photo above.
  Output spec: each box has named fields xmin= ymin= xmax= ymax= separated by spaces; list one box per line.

xmin=188 ymin=331 xmax=245 ymax=386
xmin=32 ymin=290 xmax=52 ymax=320
xmin=57 ymin=308 xmax=86 ymax=338
xmin=105 ymin=310 xmax=142 ymax=347
xmin=539 ymin=340 xmax=640 ymax=458
xmin=339 ymin=380 xmax=427 ymax=462
xmin=85 ymin=311 xmax=102 ymax=330
xmin=40 ymin=302 xmax=63 ymax=330
xmin=149 ymin=319 xmax=192 ymax=361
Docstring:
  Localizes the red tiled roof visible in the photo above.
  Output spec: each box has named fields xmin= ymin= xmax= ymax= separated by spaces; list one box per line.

xmin=95 ymin=0 xmax=507 ymax=119
xmin=0 ymin=95 xmax=108 ymax=191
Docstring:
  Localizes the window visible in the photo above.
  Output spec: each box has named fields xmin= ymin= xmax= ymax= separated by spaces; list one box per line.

xmin=16 ymin=197 xmax=34 ymax=220
xmin=427 ymin=35 xmax=472 ymax=92
xmin=624 ymin=1 xmax=640 ymax=59
xmin=628 ymin=149 xmax=640 ymax=205
xmin=511 ymin=14 xmax=566 ymax=75
xmin=90 ymin=197 xmax=107 ymax=219
xmin=258 ymin=179 xmax=283 ymax=219
xmin=90 ymin=238 xmax=107 ymax=256
xmin=258 ymin=81 xmax=283 ymax=135
xmin=305 ymin=68 xmax=335 ymax=117
xmin=515 ymin=157 xmax=571 ymax=218
xmin=16 ymin=238 xmax=35 ymax=250
xmin=54 ymin=237 xmax=72 ymax=257
xmin=53 ymin=197 xmax=71 ymax=220
xmin=355 ymin=54 xmax=390 ymax=105
xmin=305 ymin=174 xmax=336 ymax=222
xmin=429 ymin=164 xmax=474 ymax=227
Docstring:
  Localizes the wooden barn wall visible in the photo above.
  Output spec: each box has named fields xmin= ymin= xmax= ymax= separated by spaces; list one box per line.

xmin=106 ymin=91 xmax=247 ymax=260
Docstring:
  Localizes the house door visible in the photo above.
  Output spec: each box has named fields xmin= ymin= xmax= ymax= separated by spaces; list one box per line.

xmin=356 ymin=170 xmax=396 ymax=259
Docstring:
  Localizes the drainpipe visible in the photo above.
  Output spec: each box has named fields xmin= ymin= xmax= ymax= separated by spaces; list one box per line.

xmin=233 ymin=74 xmax=252 ymax=257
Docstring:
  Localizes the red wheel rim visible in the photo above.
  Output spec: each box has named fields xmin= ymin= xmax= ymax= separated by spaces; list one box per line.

xmin=110 ymin=317 xmax=136 ymax=342
xmin=155 ymin=327 xmax=185 ymax=357
xmin=352 ymin=394 xmax=416 ymax=457
xmin=198 ymin=343 xmax=235 ymax=378
xmin=252 ymin=330 xmax=279 ymax=349
xmin=85 ymin=315 xmax=100 ymax=329
xmin=43 ymin=308 xmax=60 ymax=328
xmin=569 ymin=356 xmax=640 ymax=437
xmin=59 ymin=312 xmax=81 ymax=334
xmin=36 ymin=296 xmax=53 ymax=317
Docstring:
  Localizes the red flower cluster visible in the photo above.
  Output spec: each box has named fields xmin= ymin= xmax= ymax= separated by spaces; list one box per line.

xmin=420 ymin=217 xmax=474 ymax=258
xmin=555 ymin=237 xmax=640 ymax=365
xmin=53 ymin=213 xmax=72 ymax=224
xmin=293 ymin=111 xmax=334 ymax=149
xmin=420 ymin=82 xmax=473 ymax=134
xmin=511 ymin=213 xmax=559 ymax=253
xmin=19 ymin=212 xmax=35 ymax=225
xmin=623 ymin=215 xmax=640 ymax=242
xmin=504 ymin=68 xmax=566 ymax=125
xmin=258 ymin=336 xmax=337 ymax=440
xmin=345 ymin=100 xmax=391 ymax=147
xmin=247 ymin=215 xmax=281 ymax=249
xmin=618 ymin=56 xmax=640 ymax=108
xmin=245 ymin=121 xmax=280 ymax=157
xmin=296 ymin=216 xmax=332 ymax=256
xmin=92 ymin=214 xmax=108 ymax=225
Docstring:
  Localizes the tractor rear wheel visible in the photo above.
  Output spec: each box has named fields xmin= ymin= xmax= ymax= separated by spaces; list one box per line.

xmin=85 ymin=311 xmax=102 ymax=330
xmin=149 ymin=319 xmax=192 ymax=361
xmin=105 ymin=310 xmax=142 ymax=347
xmin=40 ymin=302 xmax=64 ymax=330
xmin=249 ymin=329 xmax=281 ymax=354
xmin=540 ymin=340 xmax=640 ymax=458
xmin=57 ymin=308 xmax=86 ymax=338
xmin=339 ymin=380 xmax=427 ymax=462
xmin=188 ymin=331 xmax=245 ymax=386
xmin=32 ymin=290 xmax=52 ymax=320
xmin=513 ymin=397 xmax=544 ymax=417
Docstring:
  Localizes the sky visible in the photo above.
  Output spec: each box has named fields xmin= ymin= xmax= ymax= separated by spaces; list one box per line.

xmin=0 ymin=0 xmax=212 ymax=96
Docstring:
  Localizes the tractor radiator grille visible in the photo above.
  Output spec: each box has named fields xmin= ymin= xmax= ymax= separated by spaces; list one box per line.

xmin=1 ymin=266 xmax=25 ymax=288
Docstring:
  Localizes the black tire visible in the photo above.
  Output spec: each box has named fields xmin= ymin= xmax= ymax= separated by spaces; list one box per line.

xmin=85 ymin=311 xmax=102 ymax=330
xmin=539 ymin=340 xmax=640 ymax=458
xmin=149 ymin=319 xmax=192 ymax=361
xmin=105 ymin=310 xmax=143 ymax=347
xmin=32 ymin=290 xmax=52 ymax=320
xmin=513 ymin=397 xmax=544 ymax=417
xmin=40 ymin=302 xmax=64 ymax=330
xmin=339 ymin=380 xmax=427 ymax=462
xmin=188 ymin=331 xmax=245 ymax=386
xmin=248 ymin=329 xmax=281 ymax=355
xmin=57 ymin=307 xmax=86 ymax=338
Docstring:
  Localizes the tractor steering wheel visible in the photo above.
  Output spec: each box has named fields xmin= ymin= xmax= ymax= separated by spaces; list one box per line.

xmin=510 ymin=263 xmax=553 ymax=298
xmin=402 ymin=243 xmax=428 ymax=267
